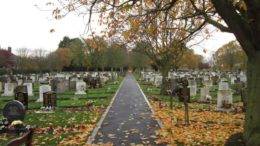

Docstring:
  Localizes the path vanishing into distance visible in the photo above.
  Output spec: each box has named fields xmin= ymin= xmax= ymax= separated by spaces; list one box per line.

xmin=88 ymin=74 xmax=164 ymax=145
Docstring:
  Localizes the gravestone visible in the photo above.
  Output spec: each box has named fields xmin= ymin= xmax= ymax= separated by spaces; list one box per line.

xmin=75 ymin=81 xmax=87 ymax=95
xmin=17 ymin=79 xmax=23 ymax=86
xmin=239 ymin=72 xmax=247 ymax=83
xmin=23 ymin=83 xmax=33 ymax=96
xmin=217 ymin=81 xmax=233 ymax=112
xmin=170 ymin=78 xmax=179 ymax=93
xmin=30 ymin=75 xmax=36 ymax=82
xmin=188 ymin=79 xmax=197 ymax=96
xmin=25 ymin=79 xmax=33 ymax=84
xmin=50 ymin=78 xmax=68 ymax=93
xmin=154 ymin=75 xmax=162 ymax=87
xmin=2 ymin=83 xmax=16 ymax=96
xmin=111 ymin=72 xmax=118 ymax=81
xmin=230 ymin=76 xmax=236 ymax=85
xmin=43 ymin=91 xmax=57 ymax=109
xmin=100 ymin=76 xmax=109 ymax=85
xmin=200 ymin=86 xmax=211 ymax=102
xmin=37 ymin=85 xmax=51 ymax=102
xmin=69 ymin=77 xmax=77 ymax=91
xmin=3 ymin=100 xmax=26 ymax=122
xmin=203 ymin=79 xmax=213 ymax=88
xmin=14 ymin=86 xmax=28 ymax=110
xmin=203 ymin=76 xmax=209 ymax=81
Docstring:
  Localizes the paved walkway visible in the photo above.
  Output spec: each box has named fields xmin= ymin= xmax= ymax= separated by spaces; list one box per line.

xmin=89 ymin=74 xmax=163 ymax=145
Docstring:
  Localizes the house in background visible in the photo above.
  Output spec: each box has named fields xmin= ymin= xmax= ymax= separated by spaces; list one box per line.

xmin=0 ymin=47 xmax=16 ymax=69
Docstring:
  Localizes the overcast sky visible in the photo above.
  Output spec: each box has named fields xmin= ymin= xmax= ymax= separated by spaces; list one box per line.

xmin=0 ymin=0 xmax=236 ymax=59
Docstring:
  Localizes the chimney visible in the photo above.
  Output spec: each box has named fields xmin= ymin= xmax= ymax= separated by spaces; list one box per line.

xmin=8 ymin=47 xmax=12 ymax=53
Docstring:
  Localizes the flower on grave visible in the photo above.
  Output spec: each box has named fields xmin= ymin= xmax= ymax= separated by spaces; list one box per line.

xmin=10 ymin=120 xmax=25 ymax=134
xmin=11 ymin=120 xmax=23 ymax=126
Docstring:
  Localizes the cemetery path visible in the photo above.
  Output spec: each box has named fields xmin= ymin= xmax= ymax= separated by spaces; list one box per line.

xmin=89 ymin=74 xmax=164 ymax=146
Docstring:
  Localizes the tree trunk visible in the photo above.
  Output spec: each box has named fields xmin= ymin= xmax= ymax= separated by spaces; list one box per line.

xmin=184 ymin=96 xmax=189 ymax=126
xmin=240 ymin=82 xmax=247 ymax=112
xmin=160 ymin=69 xmax=169 ymax=95
xmin=244 ymin=51 xmax=260 ymax=146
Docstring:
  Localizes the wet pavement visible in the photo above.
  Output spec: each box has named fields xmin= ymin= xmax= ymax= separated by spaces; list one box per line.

xmin=92 ymin=74 xmax=163 ymax=145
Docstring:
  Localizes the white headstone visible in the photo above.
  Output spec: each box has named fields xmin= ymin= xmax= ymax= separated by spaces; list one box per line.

xmin=230 ymin=76 xmax=236 ymax=84
xmin=218 ymin=81 xmax=229 ymax=91
xmin=217 ymin=81 xmax=233 ymax=111
xmin=2 ymin=83 xmax=16 ymax=96
xmin=154 ymin=75 xmax=162 ymax=87
xmin=37 ymin=85 xmax=51 ymax=102
xmin=239 ymin=72 xmax=247 ymax=83
xmin=200 ymin=87 xmax=211 ymax=102
xmin=203 ymin=76 xmax=209 ymax=81
xmin=188 ymin=79 xmax=197 ymax=96
xmin=65 ymin=75 xmax=70 ymax=80
xmin=23 ymin=83 xmax=34 ymax=96
xmin=31 ymin=75 xmax=36 ymax=82
xmin=75 ymin=81 xmax=86 ymax=95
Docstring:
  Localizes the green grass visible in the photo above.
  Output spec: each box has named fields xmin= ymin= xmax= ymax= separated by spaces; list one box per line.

xmin=25 ymin=108 xmax=95 ymax=127
xmin=0 ymin=80 xmax=121 ymax=110
xmin=0 ymin=77 xmax=123 ymax=146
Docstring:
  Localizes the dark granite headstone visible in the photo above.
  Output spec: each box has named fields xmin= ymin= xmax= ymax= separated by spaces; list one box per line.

xmin=3 ymin=100 xmax=26 ymax=122
xmin=14 ymin=86 xmax=29 ymax=109
xmin=43 ymin=91 xmax=57 ymax=108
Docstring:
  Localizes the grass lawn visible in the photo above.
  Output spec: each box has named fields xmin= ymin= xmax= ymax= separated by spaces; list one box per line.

xmin=0 ymin=77 xmax=123 ymax=146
